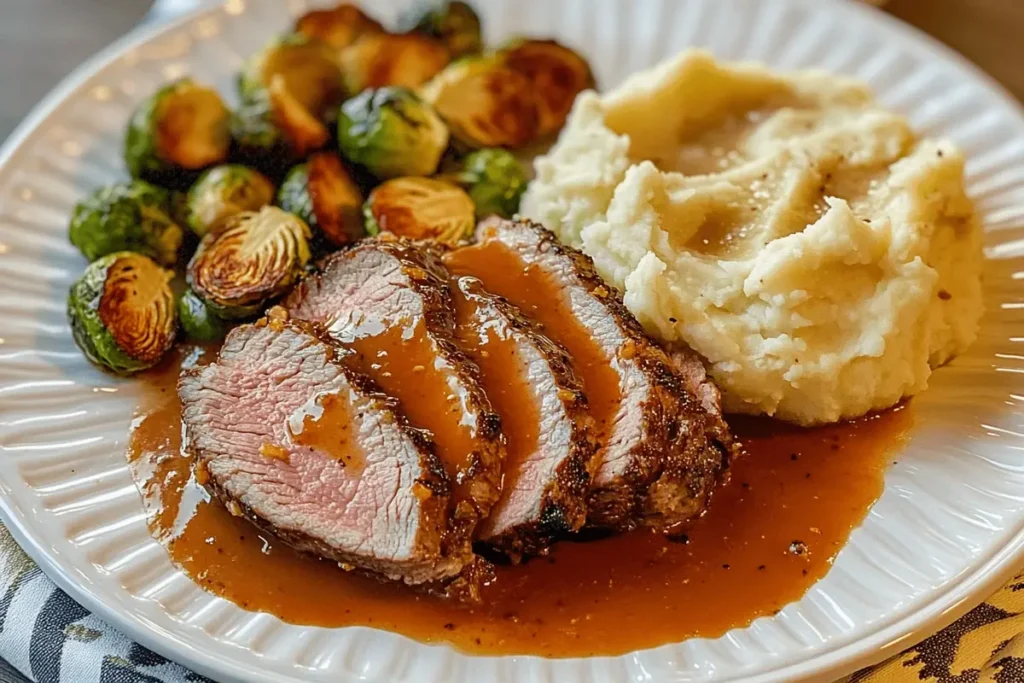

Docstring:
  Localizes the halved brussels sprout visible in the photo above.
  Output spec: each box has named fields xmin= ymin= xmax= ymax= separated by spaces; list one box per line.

xmin=295 ymin=3 xmax=383 ymax=51
xmin=67 ymin=252 xmax=177 ymax=375
xmin=452 ymin=148 xmax=527 ymax=219
xmin=339 ymin=33 xmax=450 ymax=94
xmin=178 ymin=288 xmax=228 ymax=342
xmin=278 ymin=152 xmax=365 ymax=249
xmin=337 ymin=87 xmax=450 ymax=179
xmin=420 ymin=57 xmax=540 ymax=149
xmin=187 ymin=206 xmax=312 ymax=320
xmin=125 ymin=79 xmax=231 ymax=185
xmin=185 ymin=164 xmax=275 ymax=238
xmin=364 ymin=177 xmax=474 ymax=246
xmin=69 ymin=181 xmax=184 ymax=267
xmin=497 ymin=38 xmax=595 ymax=136
xmin=234 ymin=34 xmax=344 ymax=164
xmin=399 ymin=1 xmax=482 ymax=59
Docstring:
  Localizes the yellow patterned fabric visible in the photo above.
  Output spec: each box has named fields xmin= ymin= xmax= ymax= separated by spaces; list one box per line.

xmin=847 ymin=570 xmax=1024 ymax=682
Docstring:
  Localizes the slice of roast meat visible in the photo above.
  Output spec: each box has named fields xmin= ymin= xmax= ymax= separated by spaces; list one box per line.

xmin=448 ymin=272 xmax=599 ymax=558
xmin=178 ymin=317 xmax=468 ymax=584
xmin=448 ymin=218 xmax=733 ymax=531
xmin=284 ymin=237 xmax=504 ymax=545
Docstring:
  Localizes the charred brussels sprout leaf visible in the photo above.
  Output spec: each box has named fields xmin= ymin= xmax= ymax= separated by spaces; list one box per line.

xmin=337 ymin=87 xmax=449 ymax=179
xmin=399 ymin=1 xmax=482 ymax=59
xmin=187 ymin=206 xmax=312 ymax=319
xmin=67 ymin=252 xmax=177 ymax=375
xmin=178 ymin=288 xmax=228 ymax=341
xmin=185 ymin=165 xmax=275 ymax=238
xmin=124 ymin=79 xmax=230 ymax=186
xmin=234 ymin=34 xmax=344 ymax=165
xmin=278 ymin=152 xmax=365 ymax=249
xmin=295 ymin=3 xmax=383 ymax=51
xmin=69 ymin=181 xmax=184 ymax=267
xmin=364 ymin=177 xmax=474 ymax=246
xmin=421 ymin=57 xmax=540 ymax=149
xmin=454 ymin=148 xmax=527 ymax=219
xmin=497 ymin=38 xmax=595 ymax=136
xmin=339 ymin=33 xmax=450 ymax=94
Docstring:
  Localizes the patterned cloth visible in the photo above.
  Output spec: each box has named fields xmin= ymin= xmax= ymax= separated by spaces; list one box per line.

xmin=0 ymin=525 xmax=206 ymax=683
xmin=0 ymin=507 xmax=1020 ymax=683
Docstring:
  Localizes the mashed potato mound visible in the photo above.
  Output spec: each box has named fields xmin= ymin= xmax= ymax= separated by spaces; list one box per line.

xmin=521 ymin=50 xmax=983 ymax=425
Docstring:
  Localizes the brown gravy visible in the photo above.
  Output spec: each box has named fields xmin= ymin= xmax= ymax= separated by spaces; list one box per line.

xmin=287 ymin=392 xmax=364 ymax=473
xmin=129 ymin=347 xmax=912 ymax=657
xmin=443 ymin=245 xmax=621 ymax=442
xmin=342 ymin=321 xmax=478 ymax=501
xmin=449 ymin=277 xmax=540 ymax=524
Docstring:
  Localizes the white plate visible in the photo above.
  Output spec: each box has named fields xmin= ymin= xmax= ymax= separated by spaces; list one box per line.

xmin=1 ymin=0 xmax=1024 ymax=681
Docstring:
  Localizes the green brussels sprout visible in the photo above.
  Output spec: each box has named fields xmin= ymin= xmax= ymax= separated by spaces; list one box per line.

xmin=452 ymin=148 xmax=527 ymax=219
xmin=364 ymin=177 xmax=474 ymax=246
xmin=233 ymin=34 xmax=345 ymax=166
xmin=124 ymin=78 xmax=231 ymax=186
xmin=187 ymin=206 xmax=312 ymax=320
xmin=497 ymin=38 xmax=595 ymax=136
xmin=67 ymin=252 xmax=177 ymax=375
xmin=420 ymin=57 xmax=541 ymax=149
xmin=177 ymin=288 xmax=228 ymax=341
xmin=294 ymin=3 xmax=383 ymax=51
xmin=339 ymin=33 xmax=450 ymax=94
xmin=68 ymin=181 xmax=184 ymax=267
xmin=399 ymin=1 xmax=482 ymax=59
xmin=185 ymin=164 xmax=275 ymax=237
xmin=337 ymin=87 xmax=450 ymax=180
xmin=278 ymin=152 xmax=365 ymax=249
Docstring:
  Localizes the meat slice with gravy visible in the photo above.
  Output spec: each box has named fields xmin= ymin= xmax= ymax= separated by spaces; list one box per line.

xmin=178 ymin=317 xmax=466 ymax=584
xmin=284 ymin=237 xmax=505 ymax=547
xmin=448 ymin=272 xmax=599 ymax=557
xmin=449 ymin=219 xmax=733 ymax=531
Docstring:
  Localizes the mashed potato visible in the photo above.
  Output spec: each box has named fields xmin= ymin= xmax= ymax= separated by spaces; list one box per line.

xmin=521 ymin=50 xmax=983 ymax=425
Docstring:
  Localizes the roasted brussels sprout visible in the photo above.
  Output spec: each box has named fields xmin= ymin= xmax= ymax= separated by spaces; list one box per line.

xmin=337 ymin=87 xmax=450 ymax=179
xmin=497 ymin=38 xmax=595 ymax=136
xmin=125 ymin=79 xmax=231 ymax=185
xmin=453 ymin=148 xmax=527 ymax=219
xmin=185 ymin=164 xmax=275 ymax=237
xmin=188 ymin=206 xmax=312 ymax=319
xmin=178 ymin=288 xmax=228 ymax=341
xmin=233 ymin=34 xmax=344 ymax=164
xmin=339 ymin=33 xmax=450 ymax=94
xmin=69 ymin=181 xmax=184 ymax=267
xmin=420 ymin=57 xmax=540 ymax=149
xmin=364 ymin=177 xmax=474 ymax=245
xmin=399 ymin=1 xmax=482 ymax=59
xmin=67 ymin=252 xmax=177 ymax=375
xmin=278 ymin=152 xmax=365 ymax=249
xmin=295 ymin=3 xmax=383 ymax=50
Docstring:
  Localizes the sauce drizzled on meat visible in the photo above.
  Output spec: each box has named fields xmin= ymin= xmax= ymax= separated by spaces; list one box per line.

xmin=287 ymin=392 xmax=364 ymax=473
xmin=341 ymin=321 xmax=477 ymax=498
xmin=129 ymin=347 xmax=912 ymax=657
xmin=449 ymin=277 xmax=541 ymax=520
xmin=443 ymin=245 xmax=622 ymax=445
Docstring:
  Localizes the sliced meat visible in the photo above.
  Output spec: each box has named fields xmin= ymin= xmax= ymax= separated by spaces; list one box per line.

xmin=178 ymin=317 xmax=467 ymax=584
xmin=449 ymin=272 xmax=599 ymax=557
xmin=448 ymin=218 xmax=732 ymax=531
xmin=284 ymin=237 xmax=504 ymax=546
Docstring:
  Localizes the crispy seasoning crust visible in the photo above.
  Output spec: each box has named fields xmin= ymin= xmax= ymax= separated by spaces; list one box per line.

xmin=478 ymin=219 xmax=734 ymax=532
xmin=286 ymin=237 xmax=505 ymax=566
xmin=451 ymin=271 xmax=600 ymax=559
xmin=179 ymin=316 xmax=466 ymax=586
